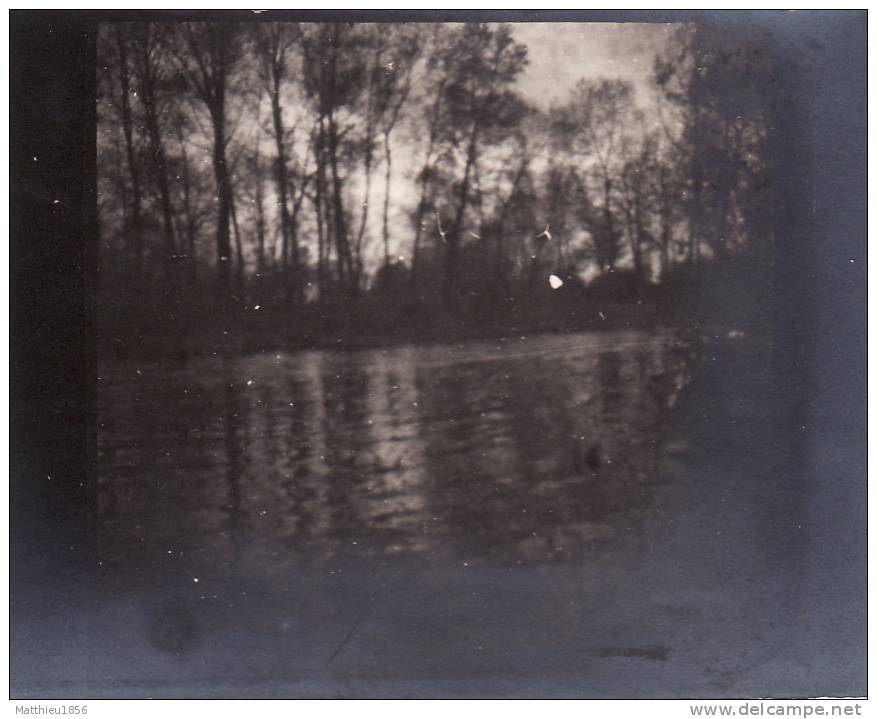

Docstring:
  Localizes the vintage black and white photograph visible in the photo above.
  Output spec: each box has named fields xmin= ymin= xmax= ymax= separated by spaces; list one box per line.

xmin=9 ymin=10 xmax=867 ymax=702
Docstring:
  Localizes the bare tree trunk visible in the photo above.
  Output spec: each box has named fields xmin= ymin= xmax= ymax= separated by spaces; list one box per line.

xmin=176 ymin=23 xmax=243 ymax=313
xmin=115 ymin=27 xmax=143 ymax=280
xmin=269 ymin=82 xmax=300 ymax=304
xmin=175 ymin=121 xmax=198 ymax=285
xmin=409 ymin=201 xmax=426 ymax=297
xmin=230 ymin=193 xmax=246 ymax=300
xmin=211 ymin=112 xmax=233 ymax=307
xmin=627 ymin=193 xmax=644 ymax=278
xmin=688 ymin=173 xmax=702 ymax=266
xmin=603 ymin=176 xmax=616 ymax=272
xmin=255 ymin=164 xmax=266 ymax=276
xmin=289 ymin=175 xmax=309 ymax=306
xmin=381 ymin=131 xmax=393 ymax=270
xmin=657 ymin=166 xmax=673 ymax=278
xmin=714 ymin=118 xmax=735 ymax=260
xmin=660 ymin=222 xmax=671 ymax=278
xmin=444 ymin=129 xmax=479 ymax=310
xmin=322 ymin=29 xmax=358 ymax=298
xmin=687 ymin=115 xmax=703 ymax=267
xmin=494 ymin=157 xmax=528 ymax=293
xmin=354 ymin=140 xmax=375 ymax=279
xmin=136 ymin=37 xmax=178 ymax=299
xmin=112 ymin=124 xmax=129 ymax=226
xmin=620 ymin=169 xmax=643 ymax=279
xmin=355 ymin=52 xmax=380 ymax=277
xmin=472 ymin=158 xmax=489 ymax=281
xmin=622 ymin=203 xmax=637 ymax=271
xmin=326 ymin=111 xmax=354 ymax=296
xmin=407 ymin=74 xmax=446 ymax=297
xmin=312 ymin=133 xmax=329 ymax=307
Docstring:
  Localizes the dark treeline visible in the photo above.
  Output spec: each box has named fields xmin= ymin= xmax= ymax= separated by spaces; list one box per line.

xmin=96 ymin=22 xmax=775 ymax=358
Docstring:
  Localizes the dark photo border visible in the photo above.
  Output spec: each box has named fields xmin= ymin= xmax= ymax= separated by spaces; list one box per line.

xmin=9 ymin=9 xmax=867 ymax=699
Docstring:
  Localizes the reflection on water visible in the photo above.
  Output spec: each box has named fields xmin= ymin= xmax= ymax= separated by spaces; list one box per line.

xmin=97 ymin=331 xmax=697 ymax=568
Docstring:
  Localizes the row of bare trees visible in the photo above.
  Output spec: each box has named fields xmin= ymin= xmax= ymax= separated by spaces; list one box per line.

xmin=97 ymin=21 xmax=773 ymax=333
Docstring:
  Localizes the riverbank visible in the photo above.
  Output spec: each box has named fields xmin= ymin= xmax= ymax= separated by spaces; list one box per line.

xmin=99 ymin=258 xmax=773 ymax=362
xmin=101 ymin=293 xmax=683 ymax=362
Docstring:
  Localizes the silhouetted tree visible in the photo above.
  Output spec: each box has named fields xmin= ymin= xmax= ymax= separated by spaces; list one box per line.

xmin=301 ymin=23 xmax=368 ymax=300
xmin=174 ymin=22 xmax=245 ymax=306
xmin=407 ymin=25 xmax=454 ymax=298
xmin=653 ymin=24 xmax=774 ymax=263
xmin=375 ymin=26 xmax=421 ymax=272
xmin=109 ymin=24 xmax=145 ymax=279
xmin=434 ymin=23 xmax=529 ymax=310
xmin=555 ymin=79 xmax=635 ymax=274
xmin=170 ymin=111 xmax=201 ymax=284
xmin=253 ymin=23 xmax=305 ymax=305
xmin=618 ymin=129 xmax=658 ymax=280
xmin=130 ymin=23 xmax=179 ymax=300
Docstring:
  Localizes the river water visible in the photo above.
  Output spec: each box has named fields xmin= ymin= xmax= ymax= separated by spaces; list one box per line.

xmin=97 ymin=330 xmax=698 ymax=571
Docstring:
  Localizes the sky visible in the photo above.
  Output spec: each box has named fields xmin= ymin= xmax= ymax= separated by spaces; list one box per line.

xmin=510 ymin=23 xmax=678 ymax=110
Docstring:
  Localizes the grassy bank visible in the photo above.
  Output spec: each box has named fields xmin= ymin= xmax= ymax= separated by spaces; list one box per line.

xmin=99 ymin=255 xmax=774 ymax=362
